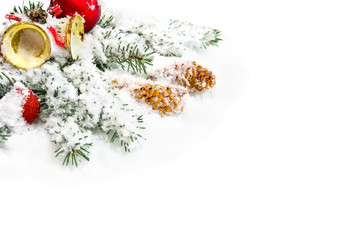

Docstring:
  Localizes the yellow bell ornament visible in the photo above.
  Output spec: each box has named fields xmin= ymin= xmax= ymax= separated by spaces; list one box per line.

xmin=1 ymin=22 xmax=51 ymax=69
xmin=47 ymin=14 xmax=85 ymax=60
xmin=64 ymin=15 xmax=85 ymax=60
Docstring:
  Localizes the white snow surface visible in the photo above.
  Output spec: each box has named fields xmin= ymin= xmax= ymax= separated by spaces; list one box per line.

xmin=2 ymin=1 xmax=360 ymax=240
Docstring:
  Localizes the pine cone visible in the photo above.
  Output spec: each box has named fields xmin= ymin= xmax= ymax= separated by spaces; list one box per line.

xmin=28 ymin=8 xmax=47 ymax=24
xmin=149 ymin=61 xmax=216 ymax=93
xmin=112 ymin=79 xmax=188 ymax=115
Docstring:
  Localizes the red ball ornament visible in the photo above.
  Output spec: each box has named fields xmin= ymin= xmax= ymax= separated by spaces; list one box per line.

xmin=49 ymin=0 xmax=101 ymax=33
xmin=16 ymin=89 xmax=40 ymax=124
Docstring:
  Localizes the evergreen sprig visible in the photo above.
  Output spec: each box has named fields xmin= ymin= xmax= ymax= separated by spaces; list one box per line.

xmin=97 ymin=15 xmax=115 ymax=29
xmin=10 ymin=1 xmax=45 ymax=16
xmin=0 ymin=71 xmax=15 ymax=86
xmin=52 ymin=126 xmax=93 ymax=167
xmin=202 ymin=29 xmax=223 ymax=49
xmin=105 ymin=114 xmax=145 ymax=153
xmin=0 ymin=126 xmax=11 ymax=145
xmin=56 ymin=143 xmax=92 ymax=167
xmin=98 ymin=43 xmax=154 ymax=74
xmin=0 ymin=72 xmax=14 ymax=99
xmin=107 ymin=131 xmax=133 ymax=152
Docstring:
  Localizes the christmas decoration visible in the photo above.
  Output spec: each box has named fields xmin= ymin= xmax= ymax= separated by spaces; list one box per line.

xmin=0 ymin=1 xmax=222 ymax=166
xmin=0 ymin=82 xmax=39 ymax=129
xmin=49 ymin=5 xmax=63 ymax=17
xmin=148 ymin=61 xmax=216 ymax=93
xmin=17 ymin=88 xmax=40 ymax=124
xmin=47 ymin=26 xmax=65 ymax=47
xmin=64 ymin=15 xmax=85 ymax=59
xmin=28 ymin=8 xmax=48 ymax=24
xmin=112 ymin=78 xmax=188 ymax=115
xmin=5 ymin=14 xmax=22 ymax=22
xmin=9 ymin=1 xmax=45 ymax=18
xmin=49 ymin=0 xmax=101 ymax=32
xmin=1 ymin=22 xmax=52 ymax=69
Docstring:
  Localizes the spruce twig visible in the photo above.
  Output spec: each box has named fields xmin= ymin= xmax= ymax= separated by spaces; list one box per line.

xmin=60 ymin=143 xmax=92 ymax=167
xmin=10 ymin=1 xmax=45 ymax=16
xmin=0 ymin=71 xmax=15 ymax=99
xmin=0 ymin=72 xmax=15 ymax=86
xmin=202 ymin=29 xmax=223 ymax=49
xmin=99 ymin=43 xmax=154 ymax=74
xmin=97 ymin=15 xmax=115 ymax=28
xmin=0 ymin=126 xmax=11 ymax=145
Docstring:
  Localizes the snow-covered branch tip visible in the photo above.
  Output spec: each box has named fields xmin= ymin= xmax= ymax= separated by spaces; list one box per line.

xmin=202 ymin=29 xmax=223 ymax=49
xmin=97 ymin=14 xmax=115 ymax=29
xmin=50 ymin=120 xmax=93 ymax=167
xmin=96 ymin=43 xmax=154 ymax=74
xmin=56 ymin=143 xmax=92 ymax=167
xmin=0 ymin=72 xmax=15 ymax=90
xmin=0 ymin=126 xmax=11 ymax=145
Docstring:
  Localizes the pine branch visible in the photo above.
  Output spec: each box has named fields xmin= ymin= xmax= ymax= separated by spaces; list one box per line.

xmin=95 ymin=17 xmax=154 ymax=73
xmin=106 ymin=125 xmax=145 ymax=153
xmin=10 ymin=1 xmax=45 ymax=16
xmin=202 ymin=29 xmax=223 ymax=49
xmin=0 ymin=126 xmax=11 ymax=145
xmin=168 ymin=19 xmax=223 ymax=50
xmin=96 ymin=14 xmax=222 ymax=60
xmin=97 ymin=43 xmax=154 ymax=74
xmin=56 ymin=143 xmax=92 ymax=167
xmin=100 ymin=103 xmax=146 ymax=153
xmin=100 ymin=18 xmax=223 ymax=58
xmin=111 ymin=27 xmax=183 ymax=58
xmin=0 ymin=72 xmax=14 ymax=99
xmin=0 ymin=71 xmax=15 ymax=85
xmin=106 ymin=130 xmax=133 ymax=153
xmin=46 ymin=100 xmax=94 ymax=166
xmin=51 ymin=125 xmax=93 ymax=167
xmin=97 ymin=14 xmax=115 ymax=29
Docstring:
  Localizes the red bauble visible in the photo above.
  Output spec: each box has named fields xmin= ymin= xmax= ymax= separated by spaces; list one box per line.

xmin=49 ymin=0 xmax=101 ymax=32
xmin=17 ymin=89 xmax=40 ymax=124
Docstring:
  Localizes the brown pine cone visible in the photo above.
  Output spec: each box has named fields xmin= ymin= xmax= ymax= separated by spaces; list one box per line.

xmin=112 ymin=79 xmax=188 ymax=115
xmin=148 ymin=61 xmax=216 ymax=93
xmin=28 ymin=8 xmax=48 ymax=24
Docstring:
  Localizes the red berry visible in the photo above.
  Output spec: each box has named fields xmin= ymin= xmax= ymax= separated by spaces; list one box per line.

xmin=49 ymin=0 xmax=101 ymax=33
xmin=17 ymin=89 xmax=40 ymax=124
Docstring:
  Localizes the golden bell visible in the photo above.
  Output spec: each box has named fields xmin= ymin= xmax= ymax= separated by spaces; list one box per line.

xmin=1 ymin=22 xmax=51 ymax=69
xmin=51 ymin=14 xmax=85 ymax=60
xmin=64 ymin=15 xmax=85 ymax=60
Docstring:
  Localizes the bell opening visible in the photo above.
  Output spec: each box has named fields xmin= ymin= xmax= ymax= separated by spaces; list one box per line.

xmin=12 ymin=28 xmax=46 ymax=59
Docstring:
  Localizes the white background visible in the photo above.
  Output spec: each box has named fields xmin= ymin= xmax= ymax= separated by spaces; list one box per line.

xmin=1 ymin=0 xmax=360 ymax=239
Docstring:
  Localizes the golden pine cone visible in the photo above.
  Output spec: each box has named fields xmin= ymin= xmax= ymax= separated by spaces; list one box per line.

xmin=28 ymin=8 xmax=48 ymax=24
xmin=148 ymin=61 xmax=216 ymax=93
xmin=112 ymin=79 xmax=188 ymax=115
